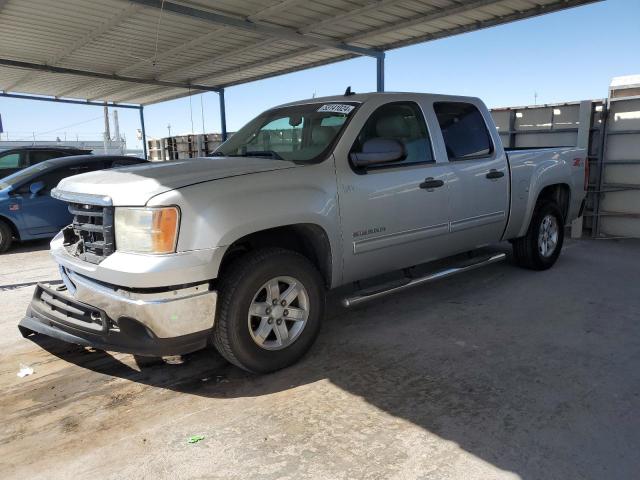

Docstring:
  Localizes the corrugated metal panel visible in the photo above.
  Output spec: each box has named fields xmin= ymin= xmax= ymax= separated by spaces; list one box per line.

xmin=0 ymin=0 xmax=599 ymax=105
xmin=598 ymin=95 xmax=640 ymax=238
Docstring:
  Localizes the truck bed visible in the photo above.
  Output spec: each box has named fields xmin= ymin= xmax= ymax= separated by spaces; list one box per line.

xmin=502 ymin=146 xmax=586 ymax=240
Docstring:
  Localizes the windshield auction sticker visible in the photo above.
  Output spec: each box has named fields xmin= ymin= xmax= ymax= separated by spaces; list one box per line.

xmin=317 ymin=104 xmax=355 ymax=114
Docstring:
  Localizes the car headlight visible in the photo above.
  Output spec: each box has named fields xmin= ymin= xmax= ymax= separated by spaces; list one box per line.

xmin=114 ymin=206 xmax=180 ymax=254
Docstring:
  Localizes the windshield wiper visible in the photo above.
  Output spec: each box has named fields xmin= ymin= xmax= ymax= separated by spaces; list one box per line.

xmin=229 ymin=150 xmax=284 ymax=160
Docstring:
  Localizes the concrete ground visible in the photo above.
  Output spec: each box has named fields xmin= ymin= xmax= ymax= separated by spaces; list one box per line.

xmin=1 ymin=238 xmax=639 ymax=480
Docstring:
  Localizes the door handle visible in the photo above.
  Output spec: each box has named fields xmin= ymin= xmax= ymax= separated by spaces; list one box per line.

xmin=419 ymin=177 xmax=444 ymax=189
xmin=486 ymin=169 xmax=505 ymax=179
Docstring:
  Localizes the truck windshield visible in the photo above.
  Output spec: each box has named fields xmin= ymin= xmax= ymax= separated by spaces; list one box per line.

xmin=214 ymin=102 xmax=359 ymax=163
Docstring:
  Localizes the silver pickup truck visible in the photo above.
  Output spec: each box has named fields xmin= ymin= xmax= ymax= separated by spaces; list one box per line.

xmin=20 ymin=92 xmax=587 ymax=373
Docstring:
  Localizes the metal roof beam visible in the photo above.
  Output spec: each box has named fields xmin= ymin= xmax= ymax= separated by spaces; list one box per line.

xmin=190 ymin=0 xmax=603 ymax=90
xmin=54 ymin=27 xmax=229 ymax=98
xmin=0 ymin=58 xmax=221 ymax=93
xmin=0 ymin=91 xmax=142 ymax=109
xmin=129 ymin=0 xmax=382 ymax=58
xmin=188 ymin=0 xmax=531 ymax=86
xmin=147 ymin=0 xmax=402 ymax=82
xmin=61 ymin=0 xmax=427 ymax=100
xmin=54 ymin=1 xmax=306 ymax=96
xmin=4 ymin=3 xmax=142 ymax=91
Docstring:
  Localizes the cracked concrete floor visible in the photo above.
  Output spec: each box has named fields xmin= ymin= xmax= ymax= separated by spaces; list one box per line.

xmin=1 ymin=238 xmax=639 ymax=480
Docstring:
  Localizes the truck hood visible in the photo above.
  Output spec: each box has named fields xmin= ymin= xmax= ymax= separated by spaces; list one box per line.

xmin=54 ymin=157 xmax=297 ymax=205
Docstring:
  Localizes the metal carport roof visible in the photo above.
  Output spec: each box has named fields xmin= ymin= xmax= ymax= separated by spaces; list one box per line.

xmin=0 ymin=0 xmax=600 ymax=106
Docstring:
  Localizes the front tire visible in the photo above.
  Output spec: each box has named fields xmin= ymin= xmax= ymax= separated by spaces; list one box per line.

xmin=212 ymin=248 xmax=325 ymax=373
xmin=0 ymin=220 xmax=13 ymax=253
xmin=512 ymin=201 xmax=564 ymax=270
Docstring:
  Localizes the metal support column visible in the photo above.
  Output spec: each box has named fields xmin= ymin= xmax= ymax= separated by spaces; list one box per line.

xmin=219 ymin=88 xmax=228 ymax=141
xmin=139 ymin=105 xmax=148 ymax=160
xmin=571 ymin=100 xmax=594 ymax=238
xmin=376 ymin=53 xmax=385 ymax=92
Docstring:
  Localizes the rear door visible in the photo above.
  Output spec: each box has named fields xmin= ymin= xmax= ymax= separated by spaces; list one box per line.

xmin=334 ymin=99 xmax=453 ymax=283
xmin=432 ymin=101 xmax=509 ymax=249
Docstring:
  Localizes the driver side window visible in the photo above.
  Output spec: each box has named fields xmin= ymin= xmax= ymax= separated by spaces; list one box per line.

xmin=352 ymin=102 xmax=433 ymax=167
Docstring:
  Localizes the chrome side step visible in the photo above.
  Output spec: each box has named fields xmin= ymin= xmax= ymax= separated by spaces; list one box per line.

xmin=342 ymin=253 xmax=506 ymax=307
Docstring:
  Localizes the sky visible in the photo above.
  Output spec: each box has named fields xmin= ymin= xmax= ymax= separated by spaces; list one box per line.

xmin=0 ymin=0 xmax=638 ymax=151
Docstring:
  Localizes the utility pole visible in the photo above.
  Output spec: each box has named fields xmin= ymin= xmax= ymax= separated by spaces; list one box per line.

xmin=534 ymin=92 xmax=538 ymax=106
xmin=103 ymin=105 xmax=111 ymax=153
xmin=113 ymin=110 xmax=121 ymax=141
xmin=200 ymin=94 xmax=205 ymax=134
xmin=167 ymin=123 xmax=172 ymax=137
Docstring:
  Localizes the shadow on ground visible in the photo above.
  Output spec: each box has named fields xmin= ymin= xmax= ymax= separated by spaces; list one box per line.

xmin=28 ymin=239 xmax=640 ymax=480
xmin=9 ymin=239 xmax=51 ymax=254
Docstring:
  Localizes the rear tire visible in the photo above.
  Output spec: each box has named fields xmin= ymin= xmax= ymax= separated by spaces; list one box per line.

xmin=212 ymin=248 xmax=325 ymax=373
xmin=0 ymin=220 xmax=13 ymax=253
xmin=512 ymin=201 xmax=564 ymax=270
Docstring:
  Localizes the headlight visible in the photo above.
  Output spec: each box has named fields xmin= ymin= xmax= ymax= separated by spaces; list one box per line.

xmin=114 ymin=207 xmax=180 ymax=254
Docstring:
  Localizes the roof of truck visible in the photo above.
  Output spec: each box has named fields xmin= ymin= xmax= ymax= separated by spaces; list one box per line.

xmin=275 ymin=91 xmax=481 ymax=109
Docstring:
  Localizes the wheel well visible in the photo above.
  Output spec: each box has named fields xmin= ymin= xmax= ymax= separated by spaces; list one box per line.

xmin=218 ymin=224 xmax=333 ymax=288
xmin=537 ymin=184 xmax=570 ymax=221
xmin=0 ymin=215 xmax=20 ymax=240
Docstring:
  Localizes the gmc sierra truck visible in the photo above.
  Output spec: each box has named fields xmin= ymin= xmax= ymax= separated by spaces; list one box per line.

xmin=20 ymin=92 xmax=587 ymax=373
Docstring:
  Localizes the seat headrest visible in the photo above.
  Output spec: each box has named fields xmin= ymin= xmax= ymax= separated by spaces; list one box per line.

xmin=375 ymin=115 xmax=407 ymax=138
xmin=311 ymin=126 xmax=334 ymax=145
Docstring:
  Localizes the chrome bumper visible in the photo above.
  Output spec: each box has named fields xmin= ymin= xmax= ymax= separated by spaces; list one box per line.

xmin=60 ymin=267 xmax=217 ymax=338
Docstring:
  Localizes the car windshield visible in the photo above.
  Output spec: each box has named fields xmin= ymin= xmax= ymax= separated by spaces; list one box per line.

xmin=214 ymin=102 xmax=359 ymax=163
xmin=0 ymin=162 xmax=51 ymax=190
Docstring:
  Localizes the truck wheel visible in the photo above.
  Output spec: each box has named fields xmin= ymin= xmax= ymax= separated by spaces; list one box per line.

xmin=212 ymin=248 xmax=325 ymax=373
xmin=0 ymin=220 xmax=13 ymax=253
xmin=512 ymin=201 xmax=564 ymax=270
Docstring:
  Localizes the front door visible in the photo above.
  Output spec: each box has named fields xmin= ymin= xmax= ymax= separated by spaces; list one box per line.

xmin=335 ymin=100 xmax=453 ymax=283
xmin=20 ymin=165 xmax=91 ymax=236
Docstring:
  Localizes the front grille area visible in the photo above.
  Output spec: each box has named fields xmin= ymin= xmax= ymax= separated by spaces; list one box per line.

xmin=63 ymin=202 xmax=115 ymax=264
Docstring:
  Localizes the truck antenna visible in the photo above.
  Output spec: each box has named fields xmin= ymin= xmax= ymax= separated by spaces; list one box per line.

xmin=344 ymin=86 xmax=355 ymax=96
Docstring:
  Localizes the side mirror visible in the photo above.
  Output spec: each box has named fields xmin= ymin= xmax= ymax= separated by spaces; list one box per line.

xmin=350 ymin=138 xmax=406 ymax=168
xmin=29 ymin=181 xmax=45 ymax=197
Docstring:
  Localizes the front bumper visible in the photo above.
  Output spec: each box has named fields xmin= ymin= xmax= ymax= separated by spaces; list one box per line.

xmin=50 ymin=230 xmax=226 ymax=289
xmin=20 ymin=272 xmax=217 ymax=356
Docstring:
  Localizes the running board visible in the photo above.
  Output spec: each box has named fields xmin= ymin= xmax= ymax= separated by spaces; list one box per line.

xmin=342 ymin=252 xmax=506 ymax=307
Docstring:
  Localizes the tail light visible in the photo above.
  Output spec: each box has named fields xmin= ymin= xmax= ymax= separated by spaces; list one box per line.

xmin=584 ymin=157 xmax=589 ymax=191
xmin=575 ymin=157 xmax=588 ymax=191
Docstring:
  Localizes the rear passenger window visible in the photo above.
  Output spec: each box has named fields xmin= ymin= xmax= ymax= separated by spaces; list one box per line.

xmin=434 ymin=102 xmax=493 ymax=160
xmin=353 ymin=102 xmax=433 ymax=167
xmin=29 ymin=150 xmax=64 ymax=165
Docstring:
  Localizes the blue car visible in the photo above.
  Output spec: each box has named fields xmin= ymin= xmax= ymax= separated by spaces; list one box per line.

xmin=0 ymin=155 xmax=146 ymax=253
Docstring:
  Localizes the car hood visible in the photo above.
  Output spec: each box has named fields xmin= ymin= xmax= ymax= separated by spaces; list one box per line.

xmin=54 ymin=157 xmax=297 ymax=206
